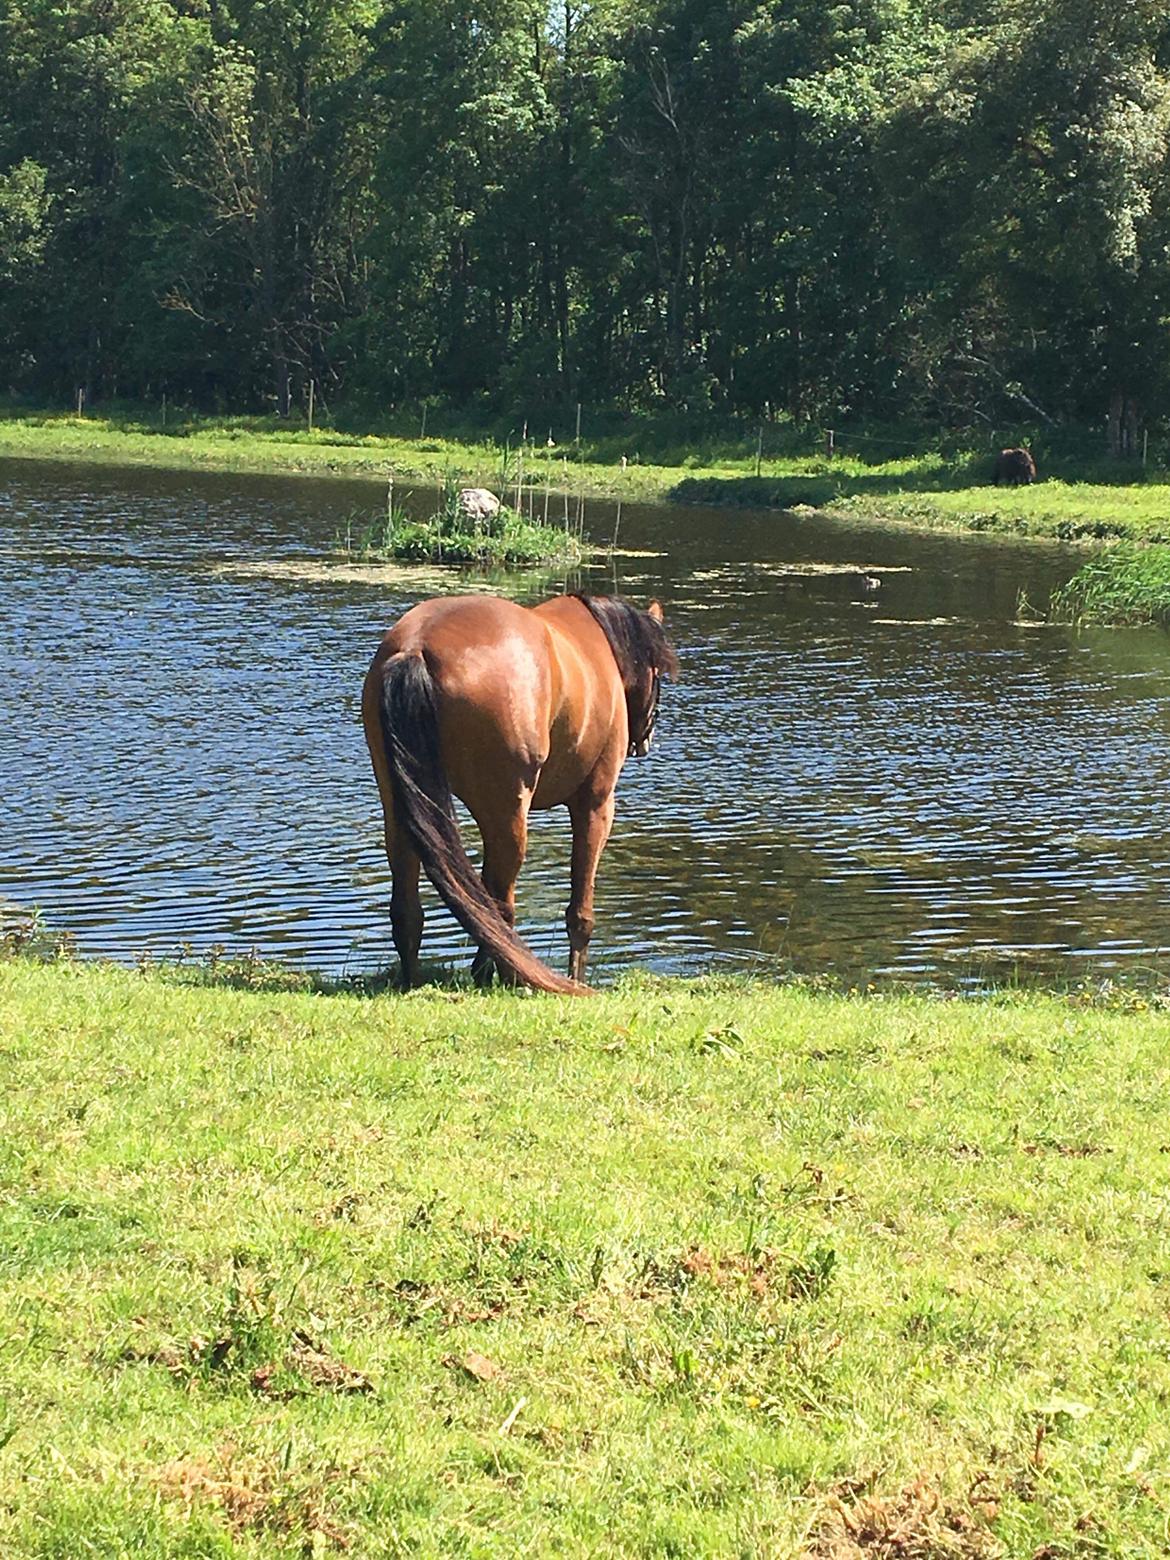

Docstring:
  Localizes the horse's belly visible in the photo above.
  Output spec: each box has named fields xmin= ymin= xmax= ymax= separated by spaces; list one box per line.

xmin=530 ymin=757 xmax=587 ymax=810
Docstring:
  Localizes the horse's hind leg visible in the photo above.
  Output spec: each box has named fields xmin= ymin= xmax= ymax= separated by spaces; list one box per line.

xmin=385 ymin=817 xmax=423 ymax=989
xmin=566 ymin=789 xmax=615 ymax=984
xmin=470 ymin=799 xmax=529 ymax=986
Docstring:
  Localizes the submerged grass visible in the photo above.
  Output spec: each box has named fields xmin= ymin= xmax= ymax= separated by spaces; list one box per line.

xmin=4 ymin=956 xmax=1170 ymax=1555
xmin=1048 ymin=543 xmax=1170 ymax=628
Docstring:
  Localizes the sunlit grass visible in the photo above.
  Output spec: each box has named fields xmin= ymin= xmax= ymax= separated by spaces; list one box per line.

xmin=835 ymin=482 xmax=1170 ymax=543
xmin=4 ymin=404 xmax=1170 ymax=543
xmin=3 ymin=957 xmax=1170 ymax=1555
xmin=1047 ymin=543 xmax=1170 ymax=627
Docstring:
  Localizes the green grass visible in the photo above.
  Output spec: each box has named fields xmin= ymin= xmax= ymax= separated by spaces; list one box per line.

xmin=4 ymin=957 xmax=1170 ymax=1555
xmin=5 ymin=403 xmax=1170 ymax=545
xmin=0 ymin=406 xmax=680 ymax=505
xmin=825 ymin=482 xmax=1170 ymax=544
xmin=1047 ymin=543 xmax=1170 ymax=628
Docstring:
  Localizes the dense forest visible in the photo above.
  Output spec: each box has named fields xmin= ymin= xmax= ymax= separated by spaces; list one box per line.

xmin=1 ymin=0 xmax=1168 ymax=442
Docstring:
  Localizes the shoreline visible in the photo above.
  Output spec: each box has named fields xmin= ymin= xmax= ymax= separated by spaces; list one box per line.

xmin=5 ymin=409 xmax=1170 ymax=548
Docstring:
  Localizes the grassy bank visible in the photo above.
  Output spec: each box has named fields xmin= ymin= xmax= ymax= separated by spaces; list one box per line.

xmin=5 ymin=405 xmax=1170 ymax=545
xmin=1047 ymin=543 xmax=1170 ymax=629
xmin=0 ymin=406 xmax=686 ymax=505
xmin=3 ymin=958 xmax=1170 ymax=1555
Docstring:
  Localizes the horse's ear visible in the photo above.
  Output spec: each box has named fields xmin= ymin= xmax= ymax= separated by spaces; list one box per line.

xmin=646 ymin=598 xmax=664 ymax=623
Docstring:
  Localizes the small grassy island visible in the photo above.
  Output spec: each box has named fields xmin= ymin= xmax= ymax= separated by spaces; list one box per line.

xmin=337 ymin=479 xmax=591 ymax=571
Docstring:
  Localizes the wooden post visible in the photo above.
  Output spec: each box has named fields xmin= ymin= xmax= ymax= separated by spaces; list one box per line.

xmin=307 ymin=379 xmax=315 ymax=433
xmin=824 ymin=428 xmax=834 ymax=459
xmin=575 ymin=402 xmax=582 ymax=445
xmin=76 ymin=386 xmax=85 ymax=417
xmin=420 ymin=403 xmax=427 ymax=439
xmin=161 ymin=392 xmax=167 ymax=428
xmin=1144 ymin=429 xmax=1149 ymax=467
xmin=755 ymin=424 xmax=763 ymax=478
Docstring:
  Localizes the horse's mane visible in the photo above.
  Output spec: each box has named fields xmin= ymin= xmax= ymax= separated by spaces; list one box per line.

xmin=573 ymin=594 xmax=679 ymax=687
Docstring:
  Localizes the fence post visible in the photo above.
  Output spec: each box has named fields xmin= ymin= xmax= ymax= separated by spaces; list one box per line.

xmin=825 ymin=428 xmax=835 ymax=460
xmin=307 ymin=379 xmax=314 ymax=434
xmin=755 ymin=424 xmax=763 ymax=478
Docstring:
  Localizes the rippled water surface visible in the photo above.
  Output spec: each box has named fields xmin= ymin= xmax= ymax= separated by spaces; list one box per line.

xmin=4 ymin=458 xmax=1170 ymax=984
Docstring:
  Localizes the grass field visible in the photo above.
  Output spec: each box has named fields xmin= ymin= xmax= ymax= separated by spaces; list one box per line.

xmin=5 ymin=405 xmax=1170 ymax=546
xmin=3 ymin=957 xmax=1170 ymax=1555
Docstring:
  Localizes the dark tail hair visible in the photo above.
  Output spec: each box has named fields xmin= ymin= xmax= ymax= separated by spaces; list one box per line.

xmin=378 ymin=652 xmax=588 ymax=996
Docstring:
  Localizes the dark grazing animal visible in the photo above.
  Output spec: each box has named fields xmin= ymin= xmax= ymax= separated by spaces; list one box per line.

xmin=994 ymin=447 xmax=1037 ymax=485
xmin=361 ymin=592 xmax=678 ymax=994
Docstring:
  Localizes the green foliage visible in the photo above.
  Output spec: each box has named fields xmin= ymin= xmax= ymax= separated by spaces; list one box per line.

xmin=1049 ymin=544 xmax=1170 ymax=627
xmin=1 ymin=0 xmax=1170 ymax=431
xmin=877 ymin=0 xmax=1170 ymax=426
xmin=0 ymin=159 xmax=49 ymax=282
xmin=337 ymin=483 xmax=588 ymax=568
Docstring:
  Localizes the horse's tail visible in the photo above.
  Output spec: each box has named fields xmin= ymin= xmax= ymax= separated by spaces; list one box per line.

xmin=377 ymin=651 xmax=588 ymax=996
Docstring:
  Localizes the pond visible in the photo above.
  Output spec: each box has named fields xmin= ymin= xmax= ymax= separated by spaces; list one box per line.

xmin=3 ymin=457 xmax=1170 ymax=987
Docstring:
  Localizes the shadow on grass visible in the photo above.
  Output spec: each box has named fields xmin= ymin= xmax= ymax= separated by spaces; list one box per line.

xmin=148 ymin=950 xmax=477 ymax=999
xmin=0 ymin=913 xmax=470 ymax=999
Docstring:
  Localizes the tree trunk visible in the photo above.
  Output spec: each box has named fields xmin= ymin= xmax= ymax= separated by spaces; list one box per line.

xmin=1108 ymin=391 xmax=1142 ymax=457
xmin=1108 ymin=389 xmax=1123 ymax=457
xmin=555 ymin=2 xmax=576 ymax=394
xmin=1124 ymin=396 xmax=1141 ymax=457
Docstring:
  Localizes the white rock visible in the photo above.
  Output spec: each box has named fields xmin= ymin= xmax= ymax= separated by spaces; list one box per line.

xmin=457 ymin=488 xmax=501 ymax=523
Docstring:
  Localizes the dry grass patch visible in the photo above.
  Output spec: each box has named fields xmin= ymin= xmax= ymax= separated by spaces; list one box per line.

xmin=158 ymin=1443 xmax=353 ymax=1550
xmin=809 ymin=1477 xmax=1004 ymax=1559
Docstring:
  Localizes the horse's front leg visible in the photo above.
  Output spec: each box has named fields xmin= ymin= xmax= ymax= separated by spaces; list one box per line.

xmin=566 ymin=789 xmax=615 ymax=985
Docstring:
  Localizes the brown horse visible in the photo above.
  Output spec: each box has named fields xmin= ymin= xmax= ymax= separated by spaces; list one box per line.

xmin=361 ymin=593 xmax=678 ymax=994
xmin=994 ymin=446 xmax=1037 ymax=485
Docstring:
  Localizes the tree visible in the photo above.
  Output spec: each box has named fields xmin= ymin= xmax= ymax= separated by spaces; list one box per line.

xmin=878 ymin=0 xmax=1170 ymax=434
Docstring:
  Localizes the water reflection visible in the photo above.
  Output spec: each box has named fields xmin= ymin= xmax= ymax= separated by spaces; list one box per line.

xmin=3 ymin=457 xmax=1170 ymax=985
